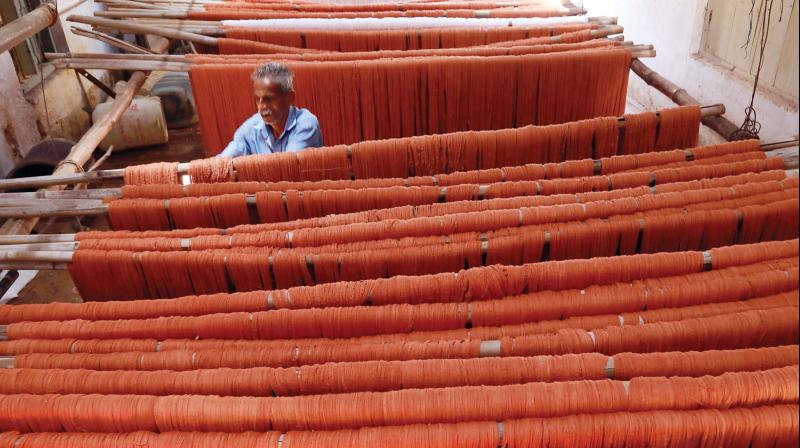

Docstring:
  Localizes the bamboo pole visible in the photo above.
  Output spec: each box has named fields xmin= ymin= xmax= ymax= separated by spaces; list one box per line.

xmin=0 ymin=188 xmax=120 ymax=201
xmin=89 ymin=18 xmax=619 ymax=37
xmin=94 ymin=7 xmax=587 ymax=19
xmin=68 ymin=15 xmax=621 ymax=47
xmin=631 ymin=59 xmax=743 ymax=141
xmin=0 ymin=2 xmax=58 ymax=54
xmin=765 ymin=147 xmax=799 ymax=170
xmin=0 ymin=235 xmax=76 ymax=245
xmin=8 ymin=141 xmax=792 ymax=251
xmin=1 ymin=150 xmax=796 ymax=222
xmin=762 ymin=140 xmax=800 ymax=152
xmin=0 ymin=198 xmax=103 ymax=208
xmin=0 ymin=242 xmax=78 ymax=252
xmin=0 ymin=105 xmax=729 ymax=192
xmin=102 ymin=0 xmax=173 ymax=10
xmin=0 ymin=74 xmax=148 ymax=235
xmin=98 ymin=0 xmax=578 ymax=6
xmin=109 ymin=0 xmax=571 ymax=4
xmin=70 ymin=27 xmax=155 ymax=54
xmin=48 ymin=44 xmax=654 ymax=64
xmin=0 ymin=202 xmax=107 ymax=219
xmin=0 ymin=250 xmax=74 ymax=263
xmin=48 ymin=50 xmax=658 ymax=72
xmin=67 ymin=15 xmax=218 ymax=46
xmin=42 ymin=31 xmax=636 ymax=64
xmin=0 ymin=37 xmax=170 ymax=237
xmin=52 ymin=58 xmax=193 ymax=72
xmin=0 ymin=169 xmax=125 ymax=191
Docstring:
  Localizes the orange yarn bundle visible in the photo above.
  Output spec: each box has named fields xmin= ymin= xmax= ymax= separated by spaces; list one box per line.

xmin=0 ymin=406 xmax=797 ymax=447
xmin=4 ymin=76 xmax=798 ymax=445
xmin=0 ymin=367 xmax=796 ymax=432
xmin=123 ymin=108 xmax=716 ymax=185
xmin=190 ymin=50 xmax=632 ymax=156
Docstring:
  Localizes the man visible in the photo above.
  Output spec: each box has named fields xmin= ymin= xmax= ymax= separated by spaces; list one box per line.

xmin=218 ymin=62 xmax=323 ymax=158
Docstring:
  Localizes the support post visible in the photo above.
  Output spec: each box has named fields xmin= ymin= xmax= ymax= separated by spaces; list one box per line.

xmin=631 ymin=59 xmax=741 ymax=141
xmin=0 ymin=2 xmax=58 ymax=54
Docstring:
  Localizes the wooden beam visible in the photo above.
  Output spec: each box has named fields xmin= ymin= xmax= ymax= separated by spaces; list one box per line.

xmin=67 ymin=14 xmax=218 ymax=46
xmin=0 ymin=72 xmax=149 ymax=235
xmin=765 ymin=147 xmax=799 ymax=170
xmin=101 ymin=0 xmax=173 ymax=10
xmin=0 ymin=2 xmax=58 ymax=54
xmin=49 ymin=51 xmax=658 ymax=72
xmin=630 ymin=59 xmax=742 ymax=141
xmin=70 ymin=26 xmax=155 ymax=55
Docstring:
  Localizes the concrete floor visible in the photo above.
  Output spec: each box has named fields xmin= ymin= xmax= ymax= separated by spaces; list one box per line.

xmin=4 ymin=126 xmax=205 ymax=305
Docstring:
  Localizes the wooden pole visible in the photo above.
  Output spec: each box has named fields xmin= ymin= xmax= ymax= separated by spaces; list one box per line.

xmin=1 ymin=147 xmax=796 ymax=221
xmin=0 ymin=188 xmax=120 ymax=201
xmin=0 ymin=242 xmax=78 ymax=251
xmin=0 ymin=197 xmax=103 ymax=208
xmin=67 ymin=15 xmax=219 ymax=46
xmin=631 ymin=59 xmax=742 ymax=141
xmin=48 ymin=45 xmax=656 ymax=66
xmin=0 ymin=202 xmax=106 ymax=219
xmin=0 ymin=169 xmax=125 ymax=191
xmin=0 ymin=105 xmax=728 ymax=192
xmin=0 ymin=29 xmax=164 ymax=236
xmin=44 ymin=33 xmax=635 ymax=64
xmin=84 ymin=20 xmax=621 ymax=38
xmin=0 ymin=2 xmax=58 ymax=54
xmin=0 ymin=234 xmax=77 ymax=245
xmin=0 ymin=251 xmax=74 ymax=263
xmin=101 ymin=0 xmax=173 ymax=10
xmin=70 ymin=26 xmax=155 ymax=54
xmin=48 ymin=50 xmax=658 ymax=72
xmin=93 ymin=8 xmax=588 ymax=19
xmin=0 ymin=74 xmax=148 ymax=235
xmin=765 ymin=147 xmax=799 ymax=170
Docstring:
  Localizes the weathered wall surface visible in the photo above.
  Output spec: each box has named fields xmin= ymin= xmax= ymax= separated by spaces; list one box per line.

xmin=0 ymin=53 xmax=42 ymax=177
xmin=585 ymin=0 xmax=799 ymax=143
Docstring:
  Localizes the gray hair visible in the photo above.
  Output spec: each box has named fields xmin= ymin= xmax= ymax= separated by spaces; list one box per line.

xmin=251 ymin=62 xmax=294 ymax=93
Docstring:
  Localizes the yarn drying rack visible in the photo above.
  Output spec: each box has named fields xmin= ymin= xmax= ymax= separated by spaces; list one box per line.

xmin=0 ymin=103 xmax=728 ymax=193
xmin=0 ymin=3 xmax=798 ymax=445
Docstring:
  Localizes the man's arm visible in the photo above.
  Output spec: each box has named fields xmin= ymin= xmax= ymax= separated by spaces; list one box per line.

xmin=217 ymin=138 xmax=246 ymax=158
xmin=286 ymin=115 xmax=323 ymax=151
xmin=216 ymin=115 xmax=259 ymax=158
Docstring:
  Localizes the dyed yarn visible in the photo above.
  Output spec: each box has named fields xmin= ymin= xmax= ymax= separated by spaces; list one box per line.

xmin=124 ymin=107 xmax=709 ymax=184
xmin=123 ymin=162 xmax=180 ymax=186
xmin=190 ymin=50 xmax=632 ymax=155
xmin=1 ymin=346 xmax=796 ymax=396
xmin=0 ymin=367 xmax=795 ymax=432
xmin=2 ymin=254 xmax=792 ymax=323
xmin=0 ymin=406 xmax=796 ymax=447
xmin=188 ymin=158 xmax=235 ymax=183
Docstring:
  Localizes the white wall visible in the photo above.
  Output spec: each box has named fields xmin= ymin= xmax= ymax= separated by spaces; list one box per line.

xmin=57 ymin=0 xmax=116 ymax=107
xmin=585 ymin=0 xmax=799 ymax=142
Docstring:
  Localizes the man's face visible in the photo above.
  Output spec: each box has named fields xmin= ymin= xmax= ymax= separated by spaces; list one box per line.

xmin=253 ymin=78 xmax=295 ymax=128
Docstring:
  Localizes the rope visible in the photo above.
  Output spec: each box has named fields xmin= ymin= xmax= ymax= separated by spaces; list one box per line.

xmin=729 ymin=0 xmax=785 ymax=141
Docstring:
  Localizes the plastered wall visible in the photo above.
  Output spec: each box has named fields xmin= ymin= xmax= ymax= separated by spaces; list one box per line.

xmin=584 ymin=0 xmax=799 ymax=143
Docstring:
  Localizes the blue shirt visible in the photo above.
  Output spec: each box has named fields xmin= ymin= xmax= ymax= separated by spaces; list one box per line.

xmin=218 ymin=106 xmax=323 ymax=158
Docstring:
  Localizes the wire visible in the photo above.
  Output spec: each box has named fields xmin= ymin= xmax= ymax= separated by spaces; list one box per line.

xmin=729 ymin=0 xmax=783 ymax=141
